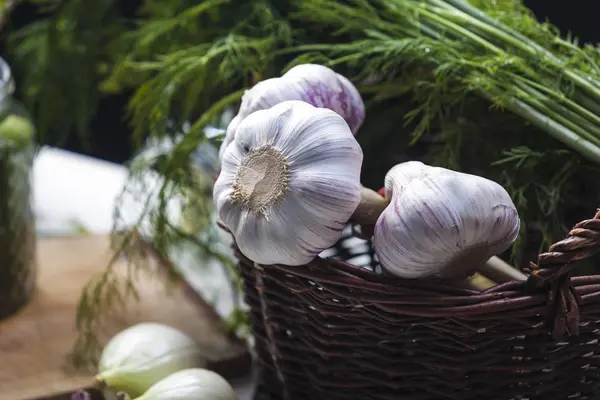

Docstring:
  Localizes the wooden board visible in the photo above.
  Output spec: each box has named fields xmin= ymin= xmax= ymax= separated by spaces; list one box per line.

xmin=0 ymin=235 xmax=251 ymax=400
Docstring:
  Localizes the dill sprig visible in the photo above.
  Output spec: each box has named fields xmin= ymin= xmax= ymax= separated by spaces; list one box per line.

xmin=5 ymin=0 xmax=125 ymax=146
xmin=71 ymin=146 xmax=242 ymax=366
xmin=70 ymin=0 xmax=291 ymax=366
xmin=289 ymin=0 xmax=600 ymax=162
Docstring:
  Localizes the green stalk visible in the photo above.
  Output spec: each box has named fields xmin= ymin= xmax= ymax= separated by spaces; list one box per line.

xmin=486 ymin=92 xmax=600 ymax=163
xmin=434 ymin=0 xmax=600 ymax=100
xmin=401 ymin=2 xmax=505 ymax=55
xmin=512 ymin=75 xmax=600 ymax=128
xmin=512 ymin=82 xmax=600 ymax=145
xmin=452 ymin=54 xmax=600 ymax=131
xmin=554 ymin=37 xmax=600 ymax=76
xmin=575 ymin=92 xmax=600 ymax=116
xmin=542 ymin=102 xmax=600 ymax=142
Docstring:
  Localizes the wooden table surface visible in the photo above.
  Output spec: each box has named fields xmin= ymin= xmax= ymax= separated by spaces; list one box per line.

xmin=0 ymin=234 xmax=251 ymax=400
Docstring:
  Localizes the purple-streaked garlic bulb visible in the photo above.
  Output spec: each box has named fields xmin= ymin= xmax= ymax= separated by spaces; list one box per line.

xmin=373 ymin=161 xmax=520 ymax=279
xmin=218 ymin=64 xmax=365 ymax=162
xmin=214 ymin=100 xmax=363 ymax=266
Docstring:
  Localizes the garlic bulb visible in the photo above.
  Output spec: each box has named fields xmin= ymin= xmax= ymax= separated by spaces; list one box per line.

xmin=218 ymin=63 xmax=365 ymax=161
xmin=130 ymin=368 xmax=237 ymax=400
xmin=214 ymin=100 xmax=363 ymax=266
xmin=96 ymin=323 xmax=205 ymax=398
xmin=373 ymin=161 xmax=520 ymax=279
xmin=277 ymin=64 xmax=365 ymax=133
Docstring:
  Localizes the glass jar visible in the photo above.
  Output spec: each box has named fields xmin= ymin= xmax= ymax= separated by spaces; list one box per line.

xmin=0 ymin=57 xmax=37 ymax=320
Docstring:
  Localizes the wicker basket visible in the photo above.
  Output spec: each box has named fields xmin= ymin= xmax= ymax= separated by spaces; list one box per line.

xmin=222 ymin=209 xmax=600 ymax=400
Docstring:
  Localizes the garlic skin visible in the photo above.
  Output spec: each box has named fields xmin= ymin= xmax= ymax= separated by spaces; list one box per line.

xmin=133 ymin=369 xmax=237 ymax=400
xmin=218 ymin=114 xmax=242 ymax=162
xmin=374 ymin=161 xmax=520 ymax=279
xmin=214 ymin=100 xmax=363 ymax=266
xmin=279 ymin=64 xmax=365 ymax=133
xmin=96 ymin=323 xmax=205 ymax=398
xmin=218 ymin=64 xmax=365 ymax=161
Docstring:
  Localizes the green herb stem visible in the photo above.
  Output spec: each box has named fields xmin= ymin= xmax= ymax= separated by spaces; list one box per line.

xmin=511 ymin=75 xmax=600 ymax=128
xmin=433 ymin=0 xmax=600 ymax=100
xmin=379 ymin=0 xmax=600 ymax=158
xmin=554 ymin=37 xmax=600 ymax=76
xmin=575 ymin=92 xmax=600 ymax=116
xmin=541 ymin=101 xmax=600 ymax=142
xmin=492 ymin=93 xmax=600 ymax=163
xmin=512 ymin=83 xmax=600 ymax=146
xmin=401 ymin=2 xmax=505 ymax=55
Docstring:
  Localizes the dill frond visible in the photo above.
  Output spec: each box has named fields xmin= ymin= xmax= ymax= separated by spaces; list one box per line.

xmin=5 ymin=0 xmax=125 ymax=146
xmin=70 ymin=0 xmax=291 ymax=365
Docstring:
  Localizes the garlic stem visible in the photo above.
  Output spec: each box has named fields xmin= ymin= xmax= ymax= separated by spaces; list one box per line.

xmin=456 ymin=272 xmax=497 ymax=291
xmin=351 ymin=185 xmax=389 ymax=225
xmin=480 ymin=255 xmax=528 ymax=283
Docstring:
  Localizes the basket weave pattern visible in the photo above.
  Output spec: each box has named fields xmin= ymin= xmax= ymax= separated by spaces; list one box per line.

xmin=231 ymin=210 xmax=600 ymax=400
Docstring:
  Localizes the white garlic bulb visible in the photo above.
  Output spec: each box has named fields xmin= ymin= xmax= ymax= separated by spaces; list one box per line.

xmin=214 ymin=100 xmax=363 ymax=266
xmin=218 ymin=63 xmax=365 ymax=161
xmin=96 ymin=323 xmax=205 ymax=398
xmin=131 ymin=368 xmax=237 ymax=400
xmin=373 ymin=161 xmax=520 ymax=279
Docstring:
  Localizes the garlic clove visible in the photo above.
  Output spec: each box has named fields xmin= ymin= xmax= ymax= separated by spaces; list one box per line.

xmin=96 ymin=323 xmax=205 ymax=398
xmin=132 ymin=368 xmax=237 ymax=400
xmin=214 ymin=100 xmax=363 ymax=266
xmin=218 ymin=64 xmax=365 ymax=162
xmin=373 ymin=162 xmax=520 ymax=279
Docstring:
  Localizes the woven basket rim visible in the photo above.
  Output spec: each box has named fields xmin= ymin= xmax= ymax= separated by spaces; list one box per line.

xmin=219 ymin=210 xmax=600 ymax=290
xmin=221 ymin=209 xmax=600 ymax=339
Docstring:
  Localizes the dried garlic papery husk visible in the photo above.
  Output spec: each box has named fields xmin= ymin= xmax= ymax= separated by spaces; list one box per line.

xmin=122 ymin=368 xmax=237 ymax=400
xmin=374 ymin=161 xmax=520 ymax=280
xmin=218 ymin=63 xmax=365 ymax=162
xmin=214 ymin=100 xmax=363 ymax=266
xmin=96 ymin=323 xmax=205 ymax=398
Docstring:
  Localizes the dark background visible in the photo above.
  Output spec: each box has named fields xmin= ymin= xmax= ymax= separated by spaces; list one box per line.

xmin=5 ymin=0 xmax=598 ymax=165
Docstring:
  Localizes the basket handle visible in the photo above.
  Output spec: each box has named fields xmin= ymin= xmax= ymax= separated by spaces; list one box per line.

xmin=525 ymin=209 xmax=600 ymax=340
